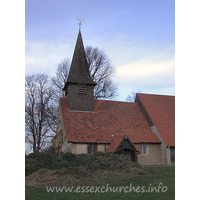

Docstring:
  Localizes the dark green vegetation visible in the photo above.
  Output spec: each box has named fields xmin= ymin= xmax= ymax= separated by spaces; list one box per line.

xmin=25 ymin=152 xmax=175 ymax=200
xmin=25 ymin=151 xmax=145 ymax=177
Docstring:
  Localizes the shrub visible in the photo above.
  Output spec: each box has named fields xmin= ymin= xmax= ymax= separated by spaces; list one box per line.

xmin=26 ymin=152 xmax=40 ymax=159
xmin=25 ymin=153 xmax=64 ymax=176
xmin=75 ymin=154 xmax=90 ymax=165
xmin=25 ymin=151 xmax=146 ymax=177
xmin=61 ymin=152 xmax=76 ymax=161
xmin=93 ymin=151 xmax=104 ymax=157
xmin=104 ymin=152 xmax=118 ymax=161
xmin=25 ymin=159 xmax=42 ymax=176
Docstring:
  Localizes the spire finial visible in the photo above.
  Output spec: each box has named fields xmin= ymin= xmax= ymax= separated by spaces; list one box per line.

xmin=76 ymin=16 xmax=84 ymax=28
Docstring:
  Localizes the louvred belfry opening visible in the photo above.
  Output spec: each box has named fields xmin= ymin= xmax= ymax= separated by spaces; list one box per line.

xmin=63 ymin=29 xmax=96 ymax=111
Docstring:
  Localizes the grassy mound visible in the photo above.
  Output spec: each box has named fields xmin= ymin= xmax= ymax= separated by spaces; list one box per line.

xmin=25 ymin=151 xmax=146 ymax=177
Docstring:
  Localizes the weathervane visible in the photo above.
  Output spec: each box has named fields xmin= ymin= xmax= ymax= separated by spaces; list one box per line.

xmin=76 ymin=16 xmax=84 ymax=28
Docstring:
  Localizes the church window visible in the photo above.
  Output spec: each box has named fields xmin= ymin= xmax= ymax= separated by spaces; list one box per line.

xmin=93 ymin=144 xmax=97 ymax=152
xmin=87 ymin=144 xmax=97 ymax=153
xmin=88 ymin=144 xmax=92 ymax=153
xmin=77 ymin=84 xmax=87 ymax=94
xmin=140 ymin=144 xmax=147 ymax=155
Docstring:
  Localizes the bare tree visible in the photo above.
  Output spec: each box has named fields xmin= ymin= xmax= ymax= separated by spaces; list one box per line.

xmin=51 ymin=58 xmax=70 ymax=98
xmin=51 ymin=46 xmax=118 ymax=100
xmin=25 ymin=73 xmax=55 ymax=153
xmin=126 ymin=91 xmax=141 ymax=102
xmin=48 ymin=59 xmax=71 ymax=134
xmin=85 ymin=46 xmax=118 ymax=99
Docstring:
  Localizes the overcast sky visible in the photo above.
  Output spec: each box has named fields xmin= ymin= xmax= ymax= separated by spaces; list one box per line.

xmin=25 ymin=0 xmax=175 ymax=101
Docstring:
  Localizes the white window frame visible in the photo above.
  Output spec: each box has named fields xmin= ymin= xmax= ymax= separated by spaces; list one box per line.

xmin=140 ymin=144 xmax=148 ymax=155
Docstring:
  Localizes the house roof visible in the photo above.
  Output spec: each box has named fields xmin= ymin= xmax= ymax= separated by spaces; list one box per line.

xmin=137 ymin=93 xmax=175 ymax=146
xmin=106 ymin=135 xmax=124 ymax=152
xmin=60 ymin=98 xmax=161 ymax=144
xmin=106 ymin=135 xmax=141 ymax=153
xmin=65 ymin=29 xmax=96 ymax=86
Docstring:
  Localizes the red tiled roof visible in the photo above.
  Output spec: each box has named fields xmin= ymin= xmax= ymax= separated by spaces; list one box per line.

xmin=134 ymin=144 xmax=141 ymax=154
xmin=106 ymin=135 xmax=141 ymax=153
xmin=106 ymin=135 xmax=124 ymax=152
xmin=60 ymin=98 xmax=161 ymax=144
xmin=137 ymin=93 xmax=175 ymax=146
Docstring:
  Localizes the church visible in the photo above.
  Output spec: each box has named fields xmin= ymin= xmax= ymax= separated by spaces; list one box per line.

xmin=51 ymin=29 xmax=175 ymax=166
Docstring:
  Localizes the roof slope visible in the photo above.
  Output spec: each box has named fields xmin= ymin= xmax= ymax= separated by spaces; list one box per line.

xmin=60 ymin=98 xmax=160 ymax=144
xmin=106 ymin=135 xmax=141 ymax=153
xmin=106 ymin=135 xmax=124 ymax=152
xmin=137 ymin=93 xmax=175 ymax=146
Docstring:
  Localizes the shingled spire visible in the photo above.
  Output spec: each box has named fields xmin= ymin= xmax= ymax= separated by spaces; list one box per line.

xmin=63 ymin=29 xmax=96 ymax=112
xmin=67 ymin=29 xmax=96 ymax=85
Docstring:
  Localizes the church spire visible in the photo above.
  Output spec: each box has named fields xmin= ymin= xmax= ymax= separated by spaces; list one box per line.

xmin=67 ymin=29 xmax=96 ymax=85
xmin=63 ymin=29 xmax=96 ymax=112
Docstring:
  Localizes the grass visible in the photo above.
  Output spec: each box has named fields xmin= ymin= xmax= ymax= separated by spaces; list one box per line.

xmin=25 ymin=166 xmax=175 ymax=200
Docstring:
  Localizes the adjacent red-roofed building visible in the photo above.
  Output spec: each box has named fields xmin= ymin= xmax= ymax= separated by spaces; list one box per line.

xmin=135 ymin=93 xmax=175 ymax=165
xmin=51 ymin=29 xmax=175 ymax=166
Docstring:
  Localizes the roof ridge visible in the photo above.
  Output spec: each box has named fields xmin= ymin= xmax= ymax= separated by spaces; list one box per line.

xmin=94 ymin=99 xmax=137 ymax=104
xmin=137 ymin=93 xmax=175 ymax=97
